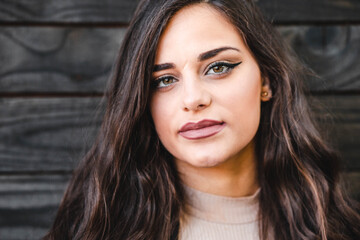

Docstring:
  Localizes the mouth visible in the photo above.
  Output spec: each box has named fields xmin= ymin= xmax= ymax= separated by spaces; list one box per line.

xmin=179 ymin=119 xmax=226 ymax=140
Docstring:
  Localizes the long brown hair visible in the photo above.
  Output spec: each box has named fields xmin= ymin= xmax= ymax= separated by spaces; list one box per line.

xmin=44 ymin=0 xmax=360 ymax=239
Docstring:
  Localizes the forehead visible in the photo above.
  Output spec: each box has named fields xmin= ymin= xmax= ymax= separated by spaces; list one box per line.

xmin=155 ymin=3 xmax=245 ymax=63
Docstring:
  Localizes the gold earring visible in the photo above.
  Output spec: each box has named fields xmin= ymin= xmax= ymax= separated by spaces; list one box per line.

xmin=261 ymin=91 xmax=268 ymax=97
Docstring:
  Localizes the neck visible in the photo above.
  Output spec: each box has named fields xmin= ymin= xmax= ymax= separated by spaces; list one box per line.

xmin=176 ymin=141 xmax=258 ymax=197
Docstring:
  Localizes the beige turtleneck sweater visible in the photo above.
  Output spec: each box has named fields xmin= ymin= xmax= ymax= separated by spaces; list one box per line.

xmin=179 ymin=186 xmax=260 ymax=240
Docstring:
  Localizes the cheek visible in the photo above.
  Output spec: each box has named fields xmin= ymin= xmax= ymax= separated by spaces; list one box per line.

xmin=216 ymin=73 xmax=262 ymax=112
xmin=150 ymin=94 xmax=176 ymax=142
xmin=216 ymin=69 xmax=262 ymax=133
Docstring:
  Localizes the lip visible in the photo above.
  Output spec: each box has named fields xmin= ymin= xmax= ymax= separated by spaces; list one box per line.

xmin=179 ymin=119 xmax=226 ymax=140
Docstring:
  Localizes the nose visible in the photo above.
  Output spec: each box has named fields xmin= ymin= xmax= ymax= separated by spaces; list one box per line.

xmin=181 ymin=75 xmax=211 ymax=112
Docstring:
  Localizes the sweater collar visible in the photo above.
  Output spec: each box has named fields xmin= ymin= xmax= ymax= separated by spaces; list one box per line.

xmin=183 ymin=185 xmax=260 ymax=224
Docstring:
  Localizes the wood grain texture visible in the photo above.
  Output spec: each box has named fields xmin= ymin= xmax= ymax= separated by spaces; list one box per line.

xmin=279 ymin=26 xmax=360 ymax=91
xmin=0 ymin=0 xmax=138 ymax=24
xmin=0 ymin=0 xmax=359 ymax=23
xmin=0 ymin=27 xmax=125 ymax=94
xmin=0 ymin=97 xmax=103 ymax=172
xmin=0 ymin=95 xmax=359 ymax=172
xmin=0 ymin=174 xmax=70 ymax=240
xmin=311 ymin=94 xmax=360 ymax=170
xmin=257 ymin=0 xmax=360 ymax=23
xmin=343 ymin=171 xmax=360 ymax=201
xmin=1 ymin=26 xmax=359 ymax=93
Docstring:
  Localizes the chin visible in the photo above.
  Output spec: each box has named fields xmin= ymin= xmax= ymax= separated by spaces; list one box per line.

xmin=182 ymin=154 xmax=227 ymax=168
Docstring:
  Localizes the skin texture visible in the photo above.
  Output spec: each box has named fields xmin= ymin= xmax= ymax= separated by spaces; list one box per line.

xmin=150 ymin=4 xmax=271 ymax=197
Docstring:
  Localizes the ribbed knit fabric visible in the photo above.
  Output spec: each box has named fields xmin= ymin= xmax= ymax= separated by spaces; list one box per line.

xmin=179 ymin=186 xmax=260 ymax=240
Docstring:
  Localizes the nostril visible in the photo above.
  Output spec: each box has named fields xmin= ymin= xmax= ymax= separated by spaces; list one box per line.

xmin=197 ymin=104 xmax=205 ymax=109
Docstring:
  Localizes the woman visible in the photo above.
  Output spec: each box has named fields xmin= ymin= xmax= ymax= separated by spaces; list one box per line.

xmin=44 ymin=0 xmax=360 ymax=239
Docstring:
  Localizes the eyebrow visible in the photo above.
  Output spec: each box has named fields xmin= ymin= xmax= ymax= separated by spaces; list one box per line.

xmin=153 ymin=63 xmax=175 ymax=72
xmin=198 ymin=46 xmax=240 ymax=61
xmin=153 ymin=46 xmax=240 ymax=72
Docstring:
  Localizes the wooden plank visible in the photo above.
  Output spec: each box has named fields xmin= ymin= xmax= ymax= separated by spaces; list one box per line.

xmin=0 ymin=0 xmax=138 ymax=24
xmin=278 ymin=25 xmax=360 ymax=91
xmin=0 ymin=27 xmax=125 ymax=94
xmin=311 ymin=94 xmax=360 ymax=170
xmin=257 ymin=0 xmax=360 ymax=23
xmin=0 ymin=97 xmax=103 ymax=172
xmin=0 ymin=174 xmax=70 ymax=240
xmin=0 ymin=94 xmax=359 ymax=172
xmin=343 ymin=171 xmax=360 ymax=201
xmin=0 ymin=0 xmax=359 ymax=24
xmin=0 ymin=26 xmax=359 ymax=93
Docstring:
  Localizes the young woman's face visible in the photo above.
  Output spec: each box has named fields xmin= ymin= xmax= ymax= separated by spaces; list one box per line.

xmin=150 ymin=4 xmax=270 ymax=168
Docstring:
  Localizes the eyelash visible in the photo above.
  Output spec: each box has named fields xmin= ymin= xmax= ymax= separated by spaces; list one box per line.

xmin=205 ymin=61 xmax=242 ymax=76
xmin=152 ymin=61 xmax=242 ymax=89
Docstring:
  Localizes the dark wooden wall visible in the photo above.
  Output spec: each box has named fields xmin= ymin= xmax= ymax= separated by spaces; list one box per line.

xmin=0 ymin=0 xmax=359 ymax=239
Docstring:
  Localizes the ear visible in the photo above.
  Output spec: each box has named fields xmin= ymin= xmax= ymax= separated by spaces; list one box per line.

xmin=260 ymin=77 xmax=272 ymax=102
